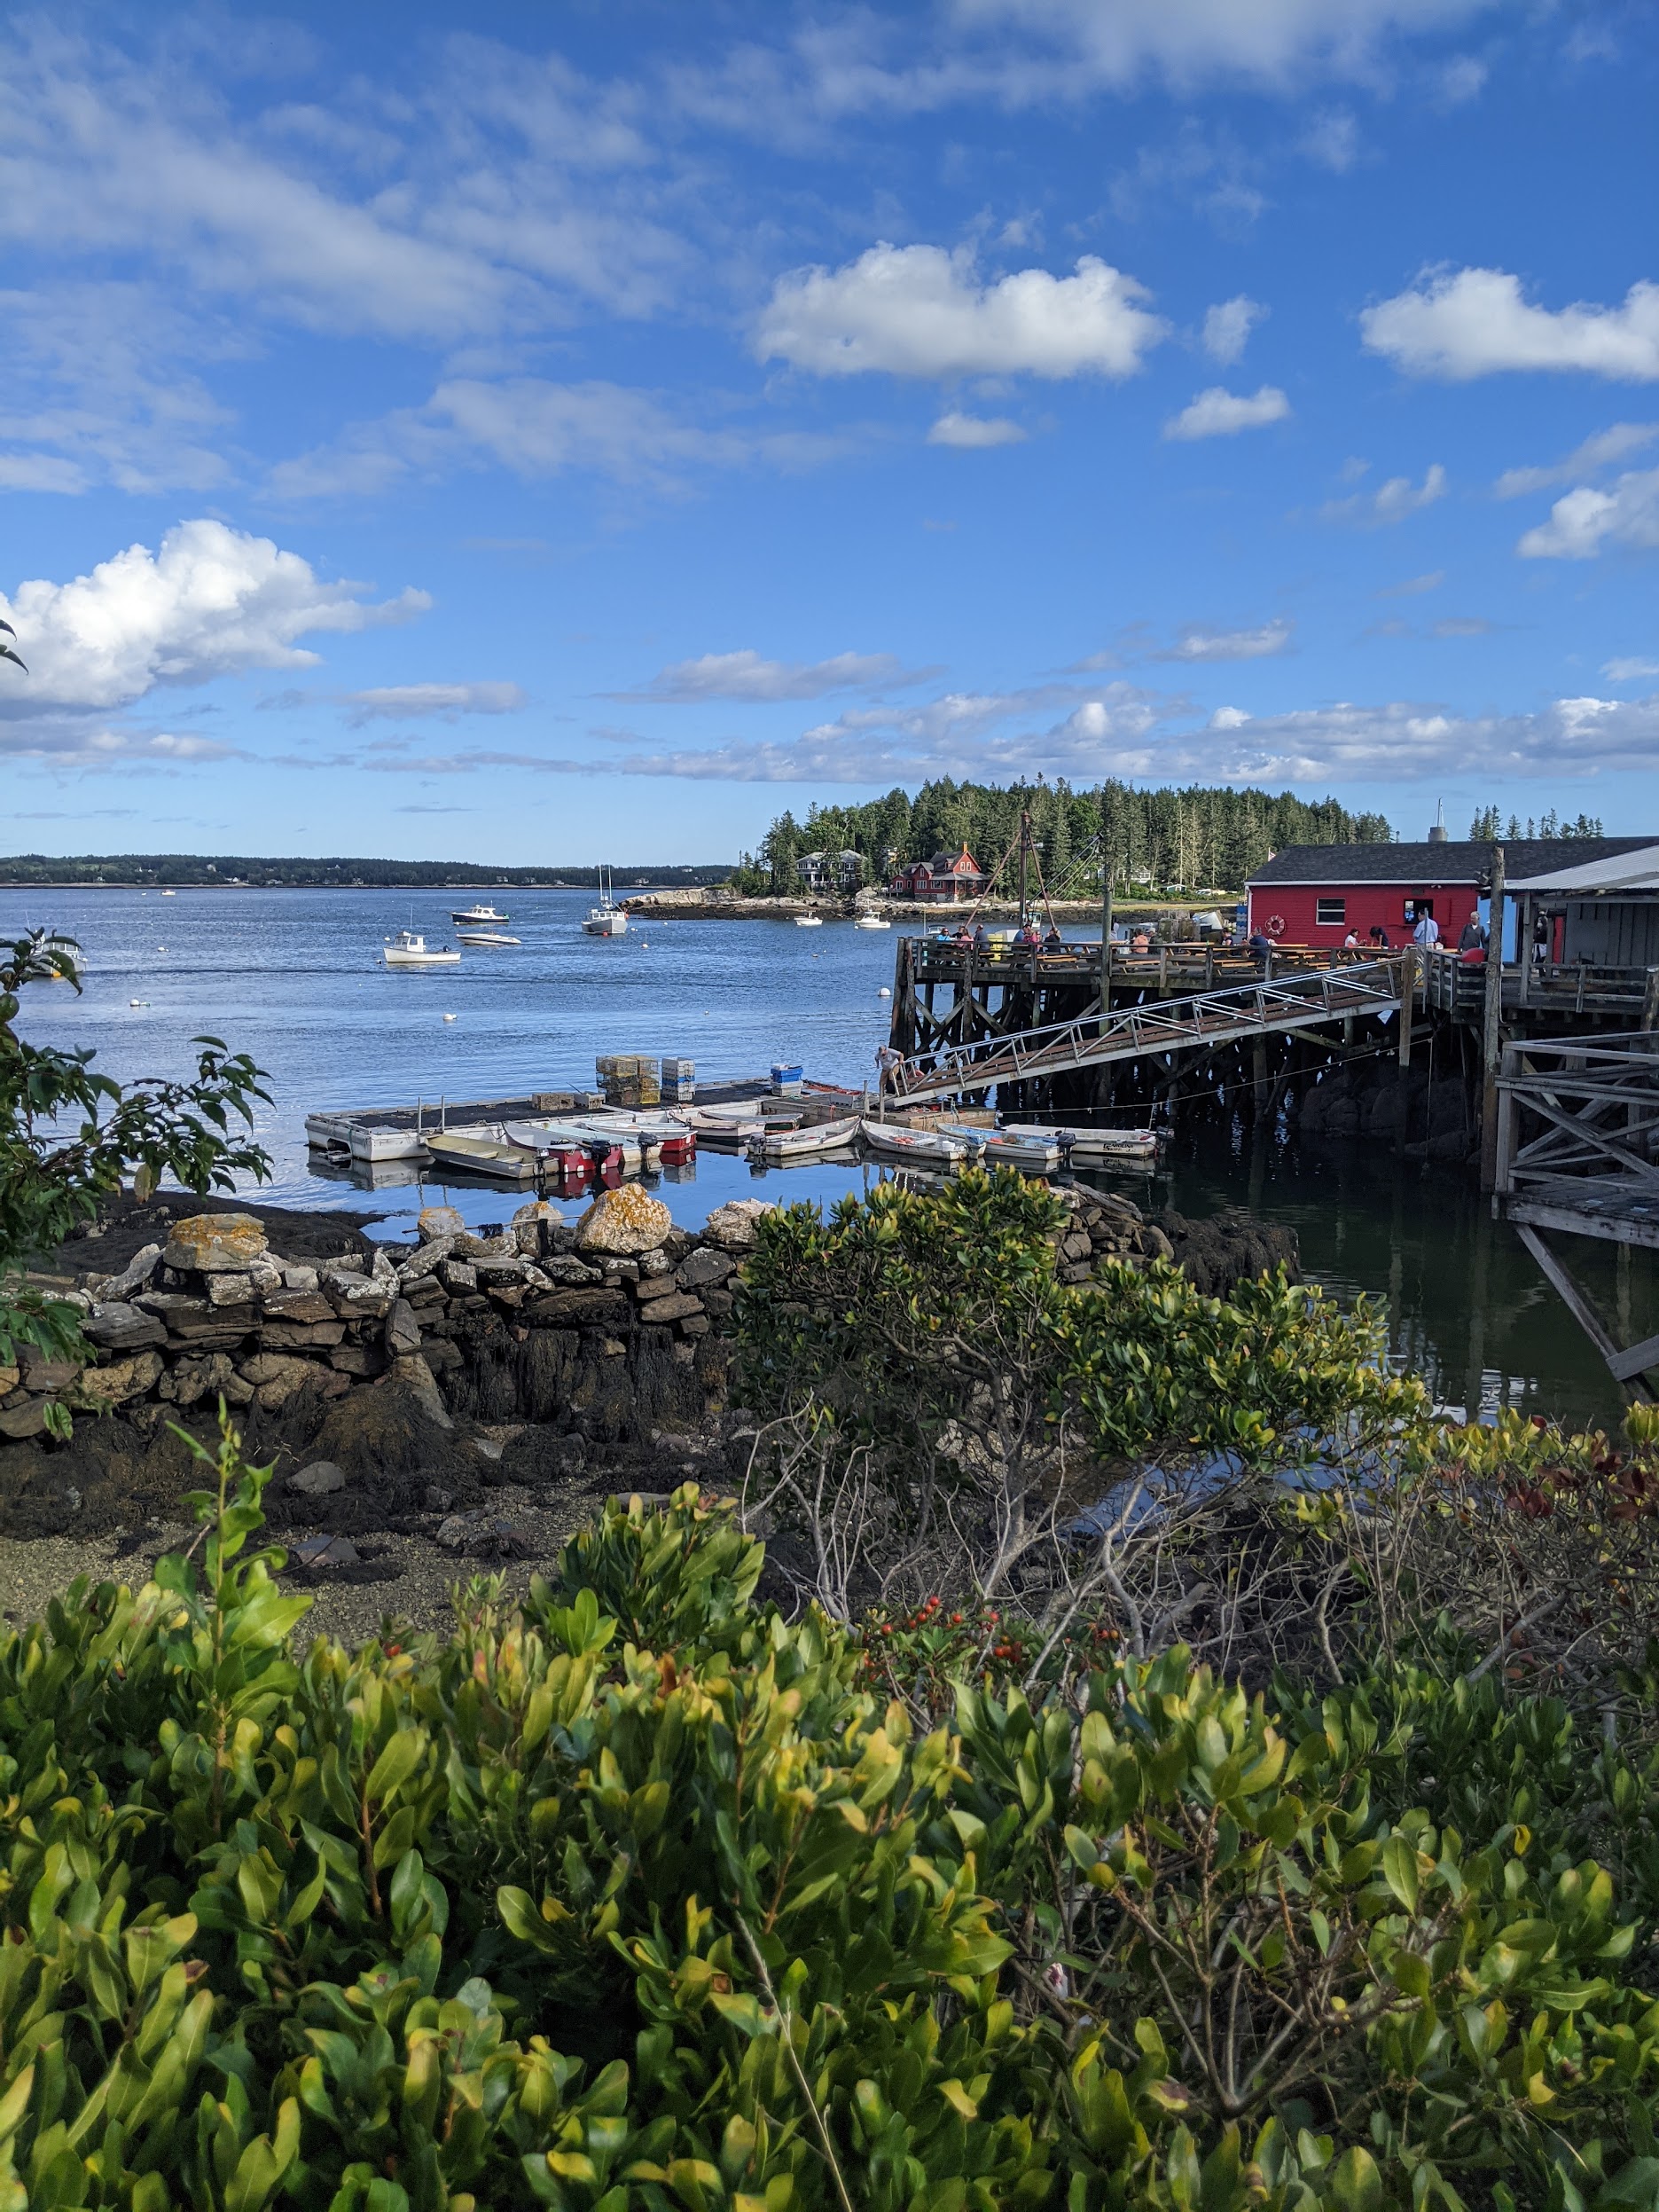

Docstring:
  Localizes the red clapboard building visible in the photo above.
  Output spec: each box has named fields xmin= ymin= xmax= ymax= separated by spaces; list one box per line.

xmin=890 ymin=845 xmax=988 ymax=904
xmin=1247 ymin=833 xmax=1656 ymax=947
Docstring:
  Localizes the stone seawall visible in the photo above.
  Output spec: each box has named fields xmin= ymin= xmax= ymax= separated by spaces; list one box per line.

xmin=0 ymin=1181 xmax=1295 ymax=1544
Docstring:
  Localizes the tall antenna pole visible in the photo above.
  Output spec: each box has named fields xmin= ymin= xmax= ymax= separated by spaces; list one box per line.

xmin=1099 ymin=828 xmax=1113 ymax=1016
xmin=1018 ymin=810 xmax=1029 ymax=927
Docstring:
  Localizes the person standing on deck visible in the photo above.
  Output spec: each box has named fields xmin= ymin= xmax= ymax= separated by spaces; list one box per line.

xmin=1412 ymin=910 xmax=1441 ymax=949
xmin=1458 ymin=915 xmax=1486 ymax=953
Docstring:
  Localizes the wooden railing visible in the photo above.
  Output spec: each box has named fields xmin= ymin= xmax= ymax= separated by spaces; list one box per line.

xmin=892 ymin=958 xmax=1408 ymax=1103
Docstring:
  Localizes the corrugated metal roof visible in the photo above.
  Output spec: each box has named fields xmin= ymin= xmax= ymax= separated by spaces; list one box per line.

xmin=1248 ymin=836 xmax=1655 ymax=887
xmin=1506 ymin=843 xmax=1659 ymax=893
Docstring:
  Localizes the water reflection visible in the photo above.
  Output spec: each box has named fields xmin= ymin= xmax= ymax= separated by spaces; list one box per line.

xmin=1157 ymin=1121 xmax=1656 ymax=1432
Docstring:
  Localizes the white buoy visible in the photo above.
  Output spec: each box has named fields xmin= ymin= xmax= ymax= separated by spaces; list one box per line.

xmin=879 ymin=986 xmax=891 ymax=998
xmin=442 ymin=1013 xmax=458 ymax=1023
xmin=129 ymin=998 xmax=144 ymax=1008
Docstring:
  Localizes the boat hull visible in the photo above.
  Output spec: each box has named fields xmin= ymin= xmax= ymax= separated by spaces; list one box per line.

xmin=859 ymin=1118 xmax=971 ymax=1165
xmin=757 ymin=1114 xmax=862 ymax=1159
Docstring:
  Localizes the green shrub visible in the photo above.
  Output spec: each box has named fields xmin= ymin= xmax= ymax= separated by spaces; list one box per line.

xmin=1 ymin=1421 xmax=1656 ymax=2210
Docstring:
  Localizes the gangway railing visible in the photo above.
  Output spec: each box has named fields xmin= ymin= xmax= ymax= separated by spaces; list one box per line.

xmin=888 ymin=958 xmax=1407 ymax=1104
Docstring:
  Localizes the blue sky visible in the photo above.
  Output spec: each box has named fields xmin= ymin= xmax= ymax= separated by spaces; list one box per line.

xmin=2 ymin=0 xmax=1656 ymax=863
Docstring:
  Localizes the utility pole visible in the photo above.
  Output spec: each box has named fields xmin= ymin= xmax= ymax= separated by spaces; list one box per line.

xmin=1017 ymin=810 xmax=1030 ymax=928
xmin=1099 ymin=830 xmax=1114 ymax=1017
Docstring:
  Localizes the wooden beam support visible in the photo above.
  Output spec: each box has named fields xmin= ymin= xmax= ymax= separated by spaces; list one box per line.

xmin=1608 ymin=1330 xmax=1659 ymax=1384
xmin=1480 ymin=844 xmax=1506 ymax=1190
xmin=1514 ymin=1222 xmax=1655 ymax=1400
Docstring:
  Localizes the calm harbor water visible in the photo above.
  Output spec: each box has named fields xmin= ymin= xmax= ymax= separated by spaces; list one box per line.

xmin=7 ymin=885 xmax=1649 ymax=1431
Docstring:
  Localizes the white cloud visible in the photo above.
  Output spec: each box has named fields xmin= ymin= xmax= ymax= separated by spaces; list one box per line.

xmin=1434 ymin=54 xmax=1489 ymax=104
xmin=1155 ymin=620 xmax=1294 ymax=662
xmin=1377 ymin=569 xmax=1444 ymax=595
xmin=1201 ymin=295 xmax=1266 ymax=365
xmin=0 ymin=521 xmax=426 ymax=719
xmin=1363 ymin=268 xmax=1659 ymax=381
xmin=340 ymin=683 xmax=527 ymax=726
xmin=271 ymin=378 xmax=865 ymax=498
xmin=1494 ymin=422 xmax=1659 ymax=498
xmin=354 ymin=682 xmax=1659 ymax=790
xmin=1163 ymin=384 xmax=1290 ymax=439
xmin=1606 ymin=658 xmax=1659 ymax=682
xmin=625 ymin=649 xmax=933 ymax=703
xmin=1322 ymin=462 xmax=1446 ymax=523
xmin=947 ymin=0 xmax=1499 ymax=92
xmin=1302 ymin=107 xmax=1358 ymax=171
xmin=1517 ymin=468 xmax=1659 ymax=558
xmin=927 ymin=411 xmax=1029 ymax=447
xmin=755 ymin=243 xmax=1167 ymax=380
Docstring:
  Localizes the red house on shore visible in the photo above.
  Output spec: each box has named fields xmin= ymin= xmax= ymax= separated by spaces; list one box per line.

xmin=1247 ymin=833 xmax=1656 ymax=947
xmin=891 ymin=845 xmax=988 ymax=904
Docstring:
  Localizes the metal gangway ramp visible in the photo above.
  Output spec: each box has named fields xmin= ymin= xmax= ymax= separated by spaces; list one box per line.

xmin=888 ymin=955 xmax=1408 ymax=1104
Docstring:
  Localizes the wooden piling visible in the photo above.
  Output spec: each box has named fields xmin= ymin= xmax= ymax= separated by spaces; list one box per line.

xmin=1397 ymin=946 xmax=1416 ymax=1068
xmin=1479 ymin=844 xmax=1506 ymax=1191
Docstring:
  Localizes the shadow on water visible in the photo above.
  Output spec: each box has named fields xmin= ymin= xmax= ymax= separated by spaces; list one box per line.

xmin=1151 ymin=1119 xmax=1659 ymax=1433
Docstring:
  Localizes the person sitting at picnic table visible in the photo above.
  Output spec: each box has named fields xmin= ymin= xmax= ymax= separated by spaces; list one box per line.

xmin=1343 ymin=929 xmax=1360 ymax=946
xmin=1248 ymin=928 xmax=1274 ymax=967
xmin=1044 ymin=923 xmax=1064 ymax=947
xmin=1131 ymin=927 xmax=1151 ymax=953
xmin=972 ymin=922 xmax=990 ymax=951
xmin=1411 ymin=909 xmax=1441 ymax=948
xmin=1368 ymin=923 xmax=1389 ymax=947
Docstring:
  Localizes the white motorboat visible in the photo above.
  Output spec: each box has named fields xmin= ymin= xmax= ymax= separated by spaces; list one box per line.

xmin=383 ymin=930 xmax=460 ymax=968
xmin=503 ymin=1120 xmax=653 ymax=1172
xmin=160 ymin=887 xmax=176 ymax=897
xmin=753 ymin=1114 xmax=862 ymax=1160
xmin=853 ymin=914 xmax=892 ymax=930
xmin=583 ymin=864 xmax=628 ymax=936
xmin=451 ymin=903 xmax=508 ymax=924
xmin=1013 ymin=1123 xmax=1161 ymax=1164
xmin=457 ymin=930 xmax=520 ymax=945
xmin=793 ymin=914 xmax=824 ymax=928
xmin=859 ymin=1118 xmax=972 ymax=1167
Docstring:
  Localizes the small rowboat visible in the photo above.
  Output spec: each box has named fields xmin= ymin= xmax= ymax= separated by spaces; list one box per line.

xmin=935 ymin=1125 xmax=1064 ymax=1172
xmin=1013 ymin=1124 xmax=1161 ymax=1164
xmin=425 ymin=1131 xmax=538 ymax=1180
xmin=859 ymin=1118 xmax=972 ymax=1167
xmin=753 ymin=1114 xmax=862 ymax=1161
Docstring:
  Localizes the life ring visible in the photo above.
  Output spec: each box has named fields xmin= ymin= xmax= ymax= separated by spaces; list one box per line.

xmin=1264 ymin=914 xmax=1286 ymax=938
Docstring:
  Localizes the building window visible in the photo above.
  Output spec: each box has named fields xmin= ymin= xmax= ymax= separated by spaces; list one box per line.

xmin=1315 ymin=897 xmax=1346 ymax=927
xmin=1403 ymin=898 xmax=1434 ymax=923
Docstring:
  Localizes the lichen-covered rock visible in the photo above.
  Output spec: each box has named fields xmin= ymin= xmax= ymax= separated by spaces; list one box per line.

xmin=0 ymin=1398 xmax=48 ymax=1440
xmin=512 ymin=1198 xmax=564 ymax=1256
xmin=576 ymin=1185 xmax=673 ymax=1256
xmin=701 ymin=1198 xmax=779 ymax=1251
xmin=419 ymin=1205 xmax=466 ymax=1245
xmin=162 ymin=1212 xmax=269 ymax=1274
xmin=78 ymin=1351 xmax=164 ymax=1407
